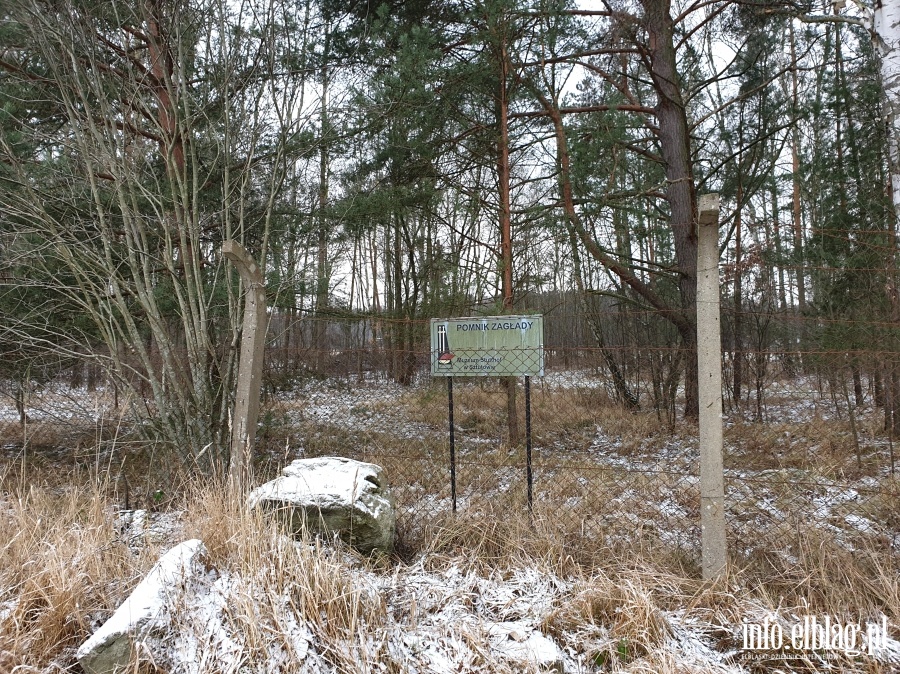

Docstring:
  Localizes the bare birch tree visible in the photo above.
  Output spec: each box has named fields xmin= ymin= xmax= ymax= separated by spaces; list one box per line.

xmin=0 ymin=0 xmax=315 ymax=471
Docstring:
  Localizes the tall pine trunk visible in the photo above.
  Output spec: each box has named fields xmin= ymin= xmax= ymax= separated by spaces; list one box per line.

xmin=642 ymin=0 xmax=700 ymax=418
xmin=496 ymin=36 xmax=519 ymax=444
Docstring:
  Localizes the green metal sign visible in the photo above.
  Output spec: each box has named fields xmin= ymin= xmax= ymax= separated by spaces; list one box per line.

xmin=430 ymin=315 xmax=544 ymax=377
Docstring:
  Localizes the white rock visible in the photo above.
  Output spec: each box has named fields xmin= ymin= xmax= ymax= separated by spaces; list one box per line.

xmin=248 ymin=457 xmax=396 ymax=554
xmin=487 ymin=621 xmax=565 ymax=673
xmin=77 ymin=539 xmax=207 ymax=674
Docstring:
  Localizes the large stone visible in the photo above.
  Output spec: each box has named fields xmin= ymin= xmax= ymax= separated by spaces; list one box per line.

xmin=487 ymin=621 xmax=565 ymax=673
xmin=248 ymin=457 xmax=396 ymax=554
xmin=77 ymin=539 xmax=207 ymax=674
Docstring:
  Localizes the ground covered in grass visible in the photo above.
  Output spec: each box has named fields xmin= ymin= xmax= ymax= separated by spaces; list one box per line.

xmin=1 ymin=372 xmax=899 ymax=672
xmin=0 ymin=477 xmax=898 ymax=673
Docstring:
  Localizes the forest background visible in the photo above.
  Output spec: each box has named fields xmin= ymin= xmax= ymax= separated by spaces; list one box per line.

xmin=5 ymin=3 xmax=900 ymax=671
xmin=1 ymin=0 xmax=899 ymax=474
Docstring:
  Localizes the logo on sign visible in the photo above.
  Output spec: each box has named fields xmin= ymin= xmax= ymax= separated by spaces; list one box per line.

xmin=436 ymin=325 xmax=454 ymax=367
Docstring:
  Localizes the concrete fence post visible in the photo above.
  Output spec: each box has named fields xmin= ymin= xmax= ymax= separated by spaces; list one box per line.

xmin=222 ymin=241 xmax=267 ymax=489
xmin=697 ymin=193 xmax=727 ymax=579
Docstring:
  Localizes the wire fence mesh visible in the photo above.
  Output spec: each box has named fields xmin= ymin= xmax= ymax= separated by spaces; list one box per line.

xmin=254 ymin=312 xmax=898 ymax=567
xmin=1 ymin=312 xmax=898 ymax=569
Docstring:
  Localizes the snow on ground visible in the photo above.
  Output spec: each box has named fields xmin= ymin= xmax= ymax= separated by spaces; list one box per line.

xmin=277 ymin=379 xmax=439 ymax=440
xmin=581 ymin=415 xmax=896 ymax=556
xmin=1 ymin=375 xmax=894 ymax=560
xmin=115 ymin=508 xmax=185 ymax=549
xmin=93 ymin=529 xmax=900 ymax=673
xmin=3 ymin=375 xmax=899 ymax=671
xmin=162 ymin=568 xmax=324 ymax=674
xmin=106 ymin=537 xmax=765 ymax=674
xmin=0 ymin=597 xmax=17 ymax=624
xmin=0 ymin=383 xmax=121 ymax=425
xmin=665 ymin=610 xmax=743 ymax=673
xmin=540 ymin=370 xmax=607 ymax=390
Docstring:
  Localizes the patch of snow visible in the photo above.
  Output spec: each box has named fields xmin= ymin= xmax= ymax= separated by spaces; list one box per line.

xmin=278 ymin=380 xmax=438 ymax=440
xmin=77 ymin=539 xmax=207 ymax=663
xmin=844 ymin=514 xmax=877 ymax=534
xmin=390 ymin=629 xmax=480 ymax=673
xmin=115 ymin=508 xmax=184 ymax=549
xmin=0 ymin=597 xmax=18 ymax=623
xmin=487 ymin=620 xmax=564 ymax=671
xmin=0 ymin=382 xmax=125 ymax=426
xmin=540 ymin=370 xmax=605 ymax=390
xmin=166 ymin=570 xmax=316 ymax=674
xmin=867 ymin=617 xmax=900 ymax=665
xmin=666 ymin=610 xmax=747 ymax=673
xmin=170 ymin=571 xmax=244 ymax=671
xmin=115 ymin=508 xmax=146 ymax=544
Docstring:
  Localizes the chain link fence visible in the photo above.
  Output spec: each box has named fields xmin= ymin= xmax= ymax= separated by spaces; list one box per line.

xmin=254 ymin=314 xmax=899 ymax=568
xmin=0 ymin=373 xmax=127 ymax=466
xmin=1 ymin=312 xmax=898 ymax=569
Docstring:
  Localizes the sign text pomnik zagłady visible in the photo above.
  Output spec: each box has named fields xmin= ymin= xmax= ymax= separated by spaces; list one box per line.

xmin=430 ymin=315 xmax=544 ymax=377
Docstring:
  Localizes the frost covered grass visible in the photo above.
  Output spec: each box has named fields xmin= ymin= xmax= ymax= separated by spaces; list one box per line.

xmin=176 ymin=483 xmax=392 ymax=672
xmin=1 ymin=374 xmax=899 ymax=671
xmin=266 ymin=375 xmax=895 ymax=480
xmin=0 ymin=468 xmax=161 ymax=671
xmin=0 ymin=383 xmax=130 ymax=461
xmin=0 ymin=473 xmax=897 ymax=672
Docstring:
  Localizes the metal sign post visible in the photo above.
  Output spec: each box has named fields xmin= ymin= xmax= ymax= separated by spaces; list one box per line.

xmin=431 ymin=315 xmax=544 ymax=512
xmin=525 ymin=375 xmax=533 ymax=511
xmin=448 ymin=377 xmax=456 ymax=513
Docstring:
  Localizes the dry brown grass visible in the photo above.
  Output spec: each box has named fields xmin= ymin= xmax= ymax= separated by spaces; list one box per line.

xmin=398 ymin=380 xmax=663 ymax=451
xmin=394 ymin=378 xmax=895 ymax=475
xmin=0 ymin=461 xmax=896 ymax=673
xmin=1 ymin=374 xmax=898 ymax=672
xmin=0 ymin=474 xmax=392 ymax=673
xmin=180 ymin=488 xmax=393 ymax=673
xmin=0 ymin=469 xmax=157 ymax=671
xmin=723 ymin=418 xmax=888 ymax=478
xmin=544 ymin=572 xmax=675 ymax=667
xmin=540 ymin=554 xmax=898 ymax=673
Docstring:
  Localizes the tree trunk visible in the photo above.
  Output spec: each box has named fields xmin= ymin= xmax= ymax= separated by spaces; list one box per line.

xmin=314 ymin=25 xmax=331 ymax=372
xmin=642 ymin=0 xmax=699 ymax=418
xmin=790 ymin=24 xmax=807 ymax=312
xmin=853 ymin=366 xmax=864 ymax=407
xmin=875 ymin=367 xmax=884 ymax=408
xmin=874 ymin=0 xmax=900 ymax=226
xmin=566 ymin=222 xmax=639 ymax=409
xmin=733 ymin=176 xmax=744 ymax=410
xmin=771 ymin=182 xmax=788 ymax=311
xmin=15 ymin=380 xmax=26 ymax=428
xmin=497 ymin=36 xmax=519 ymax=444
xmin=893 ymin=367 xmax=900 ymax=436
xmin=536 ymin=87 xmax=692 ymax=415
xmin=872 ymin=1 xmax=900 ymax=439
